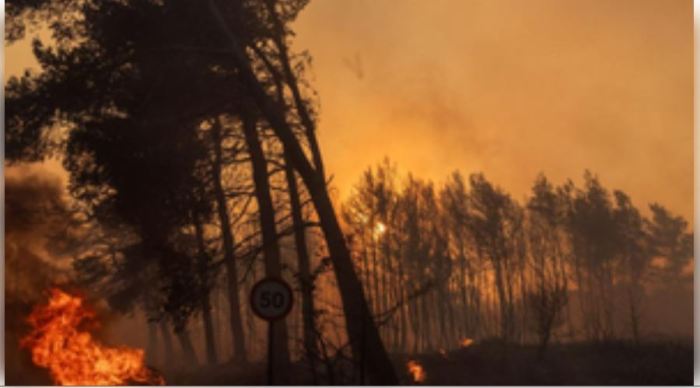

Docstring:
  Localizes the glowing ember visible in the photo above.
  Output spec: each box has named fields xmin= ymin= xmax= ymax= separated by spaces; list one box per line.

xmin=407 ymin=359 xmax=426 ymax=383
xmin=438 ymin=348 xmax=449 ymax=359
xmin=20 ymin=288 xmax=164 ymax=386
xmin=459 ymin=338 xmax=475 ymax=348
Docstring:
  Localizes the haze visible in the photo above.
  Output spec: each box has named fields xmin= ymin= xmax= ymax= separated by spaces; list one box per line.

xmin=293 ymin=0 xmax=693 ymax=218
xmin=5 ymin=0 xmax=693 ymax=219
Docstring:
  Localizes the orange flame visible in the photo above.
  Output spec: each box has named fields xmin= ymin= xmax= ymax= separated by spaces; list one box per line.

xmin=407 ymin=359 xmax=426 ymax=383
xmin=459 ymin=337 xmax=474 ymax=348
xmin=20 ymin=288 xmax=164 ymax=386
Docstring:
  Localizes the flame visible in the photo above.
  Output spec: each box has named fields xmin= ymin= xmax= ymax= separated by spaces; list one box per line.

xmin=459 ymin=338 xmax=474 ymax=348
xmin=20 ymin=288 xmax=164 ymax=386
xmin=407 ymin=359 xmax=426 ymax=383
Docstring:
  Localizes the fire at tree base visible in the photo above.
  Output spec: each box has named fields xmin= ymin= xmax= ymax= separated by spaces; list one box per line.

xmin=20 ymin=288 xmax=164 ymax=386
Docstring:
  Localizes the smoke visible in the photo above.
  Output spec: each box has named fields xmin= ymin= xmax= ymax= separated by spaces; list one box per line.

xmin=5 ymin=162 xmax=75 ymax=300
xmin=293 ymin=0 xmax=693 ymax=220
xmin=3 ymin=162 xmax=152 ymax=384
xmin=4 ymin=162 xmax=75 ymax=384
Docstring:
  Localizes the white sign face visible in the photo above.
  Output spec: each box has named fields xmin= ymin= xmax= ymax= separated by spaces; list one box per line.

xmin=250 ymin=278 xmax=294 ymax=321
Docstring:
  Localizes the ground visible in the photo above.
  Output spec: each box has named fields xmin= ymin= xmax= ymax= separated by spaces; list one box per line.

xmin=9 ymin=339 xmax=693 ymax=385
xmin=402 ymin=340 xmax=693 ymax=385
xmin=164 ymin=340 xmax=693 ymax=385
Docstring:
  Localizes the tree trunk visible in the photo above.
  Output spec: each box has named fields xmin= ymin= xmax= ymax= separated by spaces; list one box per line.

xmin=262 ymin=0 xmax=326 ymax=180
xmin=494 ymin=259 xmax=511 ymax=342
xmin=194 ymin=215 xmax=219 ymax=365
xmin=159 ymin=320 xmax=176 ymax=369
xmin=283 ymin=149 xmax=319 ymax=376
xmin=371 ymin=235 xmax=380 ymax=315
xmin=210 ymin=120 xmax=247 ymax=362
xmin=241 ymin=115 xmax=292 ymax=375
xmin=412 ymin=298 xmax=419 ymax=354
xmin=458 ymin=247 xmax=468 ymax=338
xmin=397 ymin=259 xmax=408 ymax=353
xmin=471 ymin=268 xmax=481 ymax=339
xmin=537 ymin=328 xmax=551 ymax=361
xmin=442 ymin=286 xmax=454 ymax=349
xmin=146 ymin=319 xmax=158 ymax=366
xmin=380 ymin=236 xmax=389 ymax=343
xmin=284 ymin=144 xmax=398 ymax=383
xmin=176 ymin=326 xmax=199 ymax=368
xmin=364 ymin=245 xmax=373 ymax=314
xmin=207 ymin=3 xmax=398 ymax=382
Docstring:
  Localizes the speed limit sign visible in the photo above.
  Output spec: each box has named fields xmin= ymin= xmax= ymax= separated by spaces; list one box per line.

xmin=250 ymin=277 xmax=294 ymax=321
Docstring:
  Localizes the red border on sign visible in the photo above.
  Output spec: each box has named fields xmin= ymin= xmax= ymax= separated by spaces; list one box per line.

xmin=250 ymin=276 xmax=294 ymax=321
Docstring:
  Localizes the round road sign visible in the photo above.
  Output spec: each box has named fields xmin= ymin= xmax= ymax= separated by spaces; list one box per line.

xmin=250 ymin=277 xmax=294 ymax=321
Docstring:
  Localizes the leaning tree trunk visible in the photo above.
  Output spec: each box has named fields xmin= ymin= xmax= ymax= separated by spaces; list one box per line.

xmin=210 ymin=120 xmax=247 ymax=362
xmin=207 ymin=3 xmax=398 ymax=382
xmin=283 ymin=149 xmax=319 ymax=377
xmin=263 ymin=91 xmax=398 ymax=383
xmin=241 ymin=115 xmax=291 ymax=376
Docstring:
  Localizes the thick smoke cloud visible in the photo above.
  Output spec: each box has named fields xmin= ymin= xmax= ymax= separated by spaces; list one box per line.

xmin=6 ymin=163 xmax=73 ymax=301
xmin=5 ymin=162 xmax=76 ymax=384
xmin=293 ymin=0 xmax=692 ymax=220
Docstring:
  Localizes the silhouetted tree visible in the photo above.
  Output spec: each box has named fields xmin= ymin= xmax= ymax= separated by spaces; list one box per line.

xmin=565 ymin=172 xmax=618 ymax=341
xmin=465 ymin=173 xmax=522 ymax=342
xmin=440 ymin=171 xmax=482 ymax=340
xmin=206 ymin=1 xmax=399 ymax=382
xmin=646 ymin=203 xmax=693 ymax=283
xmin=525 ymin=174 xmax=568 ymax=357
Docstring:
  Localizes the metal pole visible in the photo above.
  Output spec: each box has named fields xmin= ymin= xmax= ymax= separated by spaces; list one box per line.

xmin=267 ymin=321 xmax=274 ymax=385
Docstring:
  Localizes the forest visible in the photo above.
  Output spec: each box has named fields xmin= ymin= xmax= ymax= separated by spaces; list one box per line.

xmin=4 ymin=0 xmax=694 ymax=386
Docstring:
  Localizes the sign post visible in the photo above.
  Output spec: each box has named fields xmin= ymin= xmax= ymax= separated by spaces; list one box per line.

xmin=250 ymin=277 xmax=294 ymax=385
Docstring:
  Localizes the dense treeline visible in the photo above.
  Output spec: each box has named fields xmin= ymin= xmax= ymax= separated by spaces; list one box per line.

xmin=342 ymin=159 xmax=693 ymax=357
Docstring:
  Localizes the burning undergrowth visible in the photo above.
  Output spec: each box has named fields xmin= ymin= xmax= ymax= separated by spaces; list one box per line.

xmin=406 ymin=359 xmax=426 ymax=384
xmin=20 ymin=288 xmax=164 ymax=386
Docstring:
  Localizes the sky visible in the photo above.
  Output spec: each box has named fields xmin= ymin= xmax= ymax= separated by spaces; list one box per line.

xmin=292 ymin=0 xmax=694 ymax=219
xmin=5 ymin=0 xmax=694 ymax=220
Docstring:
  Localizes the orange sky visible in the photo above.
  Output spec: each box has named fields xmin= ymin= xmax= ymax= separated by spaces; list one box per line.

xmin=293 ymin=0 xmax=694 ymax=219
xmin=5 ymin=0 xmax=694 ymax=220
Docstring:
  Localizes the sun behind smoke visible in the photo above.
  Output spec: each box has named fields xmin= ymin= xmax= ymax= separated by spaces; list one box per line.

xmin=20 ymin=288 xmax=163 ymax=386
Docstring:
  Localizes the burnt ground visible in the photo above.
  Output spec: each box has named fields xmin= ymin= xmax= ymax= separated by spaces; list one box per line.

xmin=398 ymin=340 xmax=693 ymax=386
xmin=8 ymin=340 xmax=693 ymax=385
xmin=165 ymin=340 xmax=693 ymax=385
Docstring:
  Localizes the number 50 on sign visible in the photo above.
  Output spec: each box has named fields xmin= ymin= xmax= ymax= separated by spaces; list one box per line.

xmin=250 ymin=278 xmax=294 ymax=321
